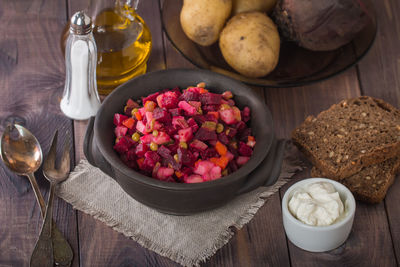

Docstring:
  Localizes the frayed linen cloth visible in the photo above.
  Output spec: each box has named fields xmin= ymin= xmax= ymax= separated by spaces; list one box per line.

xmin=57 ymin=142 xmax=303 ymax=266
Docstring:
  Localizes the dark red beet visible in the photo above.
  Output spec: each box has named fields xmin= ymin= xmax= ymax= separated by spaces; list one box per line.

xmin=202 ymin=105 xmax=219 ymax=112
xmin=228 ymin=144 xmax=239 ymax=158
xmin=120 ymin=154 xmax=138 ymax=170
xmin=180 ymin=90 xmax=200 ymax=101
xmin=114 ymin=136 xmax=135 ymax=154
xmin=145 ymin=151 xmax=160 ymax=164
xmin=228 ymin=160 xmax=238 ymax=173
xmin=169 ymin=108 xmax=183 ymax=116
xmin=238 ymin=142 xmax=253 ymax=156
xmin=273 ymin=0 xmax=372 ymax=51
xmin=241 ymin=107 xmax=251 ymax=123
xmin=200 ymin=147 xmax=219 ymax=160
xmin=135 ymin=143 xmax=149 ymax=157
xmin=218 ymin=132 xmax=229 ymax=145
xmin=195 ymin=127 xmax=217 ymax=141
xmin=187 ymin=118 xmax=199 ymax=133
xmin=199 ymin=92 xmax=222 ymax=105
xmin=177 ymin=147 xmax=196 ymax=167
xmin=157 ymin=91 xmax=179 ymax=109
xmin=157 ymin=145 xmax=171 ymax=158
xmin=239 ymin=128 xmax=252 ymax=141
xmin=152 ymin=108 xmax=172 ymax=123
xmin=235 ymin=120 xmax=247 ymax=132
xmin=114 ymin=114 xmax=129 ymax=126
xmin=164 ymin=125 xmax=178 ymax=136
xmin=115 ymin=126 xmax=128 ymax=138
xmin=142 ymin=92 xmax=160 ymax=103
xmin=225 ymin=127 xmax=237 ymax=138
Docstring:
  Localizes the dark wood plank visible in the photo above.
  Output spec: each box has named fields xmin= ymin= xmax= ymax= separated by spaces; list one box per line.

xmin=272 ymin=68 xmax=397 ymax=266
xmin=356 ymin=0 xmax=400 ymax=264
xmin=0 ymin=1 xmax=79 ymax=266
xmin=69 ymin=0 xmax=176 ymax=266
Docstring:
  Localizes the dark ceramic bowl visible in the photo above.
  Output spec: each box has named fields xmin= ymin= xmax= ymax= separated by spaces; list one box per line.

xmin=84 ymin=69 xmax=286 ymax=215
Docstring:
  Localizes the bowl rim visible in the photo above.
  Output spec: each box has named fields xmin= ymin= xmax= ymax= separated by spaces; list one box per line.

xmin=282 ymin=177 xmax=356 ymax=231
xmin=94 ymin=68 xmax=274 ymax=190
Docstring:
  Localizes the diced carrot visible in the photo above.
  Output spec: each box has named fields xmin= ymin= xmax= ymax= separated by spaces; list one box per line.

xmin=175 ymin=171 xmax=183 ymax=178
xmin=215 ymin=141 xmax=227 ymax=156
xmin=207 ymin=111 xmax=219 ymax=120
xmin=210 ymin=156 xmax=229 ymax=170
xmin=122 ymin=118 xmax=135 ymax=129
xmin=135 ymin=111 xmax=142 ymax=121
xmin=199 ymin=88 xmax=208 ymax=94
xmin=136 ymin=158 xmax=144 ymax=168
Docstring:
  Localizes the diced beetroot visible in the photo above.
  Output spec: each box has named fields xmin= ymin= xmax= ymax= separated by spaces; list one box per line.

xmin=218 ymin=132 xmax=229 ymax=145
xmin=114 ymin=125 xmax=128 ymax=138
xmin=238 ymin=142 xmax=253 ymax=156
xmin=184 ymin=174 xmax=203 ymax=183
xmin=193 ymin=151 xmax=199 ymax=158
xmin=202 ymin=105 xmax=219 ymax=112
xmin=228 ymin=160 xmax=238 ymax=172
xmin=195 ymin=127 xmax=217 ymax=141
xmin=239 ymin=128 xmax=252 ymax=141
xmin=169 ymin=108 xmax=183 ymax=116
xmin=228 ymin=143 xmax=239 ymax=158
xmin=152 ymin=108 xmax=171 ymax=123
xmin=114 ymin=114 xmax=129 ymax=126
xmin=208 ymin=140 xmax=217 ymax=147
xmin=124 ymin=107 xmax=133 ymax=116
xmin=235 ymin=120 xmax=247 ymax=132
xmin=185 ymin=87 xmax=203 ymax=93
xmin=127 ymin=128 xmax=136 ymax=136
xmin=145 ymin=112 xmax=153 ymax=124
xmin=194 ymin=160 xmax=215 ymax=176
xmin=242 ymin=106 xmax=251 ymax=122
xmin=114 ymin=136 xmax=135 ymax=154
xmin=187 ymin=118 xmax=199 ymax=133
xmin=190 ymin=139 xmax=208 ymax=151
xmin=126 ymin=98 xmax=139 ymax=108
xmin=156 ymin=91 xmax=179 ymax=109
xmin=180 ymin=90 xmax=200 ymax=101
xmin=120 ymin=153 xmax=138 ymax=170
xmin=178 ymin=127 xmax=193 ymax=143
xmin=167 ymin=142 xmax=179 ymax=154
xmin=136 ymin=120 xmax=147 ymax=134
xmin=135 ymin=142 xmax=148 ymax=157
xmin=145 ymin=151 xmax=160 ymax=164
xmin=170 ymin=86 xmax=182 ymax=97
xmin=199 ymin=92 xmax=222 ymax=105
xmin=189 ymin=101 xmax=201 ymax=110
xmin=172 ymin=116 xmax=189 ymax=129
xmin=178 ymin=101 xmax=198 ymax=116
xmin=157 ymin=145 xmax=171 ymax=158
xmin=225 ymin=127 xmax=237 ymax=138
xmin=219 ymin=109 xmax=236 ymax=125
xmin=142 ymin=157 xmax=156 ymax=172
xmin=205 ymin=114 xmax=218 ymax=123
xmin=153 ymin=132 xmax=171 ymax=145
xmin=236 ymin=156 xmax=250 ymax=166
xmin=156 ymin=167 xmax=174 ymax=180
xmin=177 ymin=147 xmax=196 ymax=167
xmin=140 ymin=134 xmax=153 ymax=144
xmin=142 ymin=91 xmax=160 ymax=104
xmin=164 ymin=125 xmax=178 ymax=136
xmin=200 ymin=147 xmax=219 ymax=160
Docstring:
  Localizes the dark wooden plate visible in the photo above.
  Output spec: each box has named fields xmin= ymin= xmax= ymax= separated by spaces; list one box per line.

xmin=161 ymin=0 xmax=377 ymax=87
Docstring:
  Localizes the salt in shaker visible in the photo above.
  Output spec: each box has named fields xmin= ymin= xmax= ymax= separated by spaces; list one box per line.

xmin=60 ymin=11 xmax=101 ymax=120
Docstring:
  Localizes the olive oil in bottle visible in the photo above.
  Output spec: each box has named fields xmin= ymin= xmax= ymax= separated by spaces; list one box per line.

xmin=93 ymin=4 xmax=152 ymax=95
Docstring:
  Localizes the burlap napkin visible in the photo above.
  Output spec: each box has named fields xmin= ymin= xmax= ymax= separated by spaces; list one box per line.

xmin=57 ymin=142 xmax=303 ymax=266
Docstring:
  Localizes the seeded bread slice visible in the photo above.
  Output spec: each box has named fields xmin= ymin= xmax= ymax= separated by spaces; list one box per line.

xmin=292 ymin=96 xmax=400 ymax=180
xmin=311 ymin=158 xmax=400 ymax=203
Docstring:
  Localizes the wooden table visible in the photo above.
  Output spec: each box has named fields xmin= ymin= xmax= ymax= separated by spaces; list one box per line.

xmin=1 ymin=0 xmax=399 ymax=266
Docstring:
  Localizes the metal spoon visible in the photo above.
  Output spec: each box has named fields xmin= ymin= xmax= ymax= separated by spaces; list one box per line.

xmin=31 ymin=131 xmax=71 ymax=267
xmin=0 ymin=124 xmax=73 ymax=266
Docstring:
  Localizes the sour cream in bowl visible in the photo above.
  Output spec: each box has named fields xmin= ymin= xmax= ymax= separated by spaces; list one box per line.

xmin=282 ymin=178 xmax=356 ymax=252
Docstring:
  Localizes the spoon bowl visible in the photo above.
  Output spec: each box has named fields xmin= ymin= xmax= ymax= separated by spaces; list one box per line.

xmin=0 ymin=124 xmax=43 ymax=175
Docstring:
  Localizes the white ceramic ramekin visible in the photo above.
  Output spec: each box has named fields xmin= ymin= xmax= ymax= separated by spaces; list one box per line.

xmin=282 ymin=178 xmax=356 ymax=252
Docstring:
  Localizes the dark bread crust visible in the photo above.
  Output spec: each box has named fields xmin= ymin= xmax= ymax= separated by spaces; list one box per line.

xmin=292 ymin=96 xmax=400 ymax=180
xmin=311 ymin=158 xmax=400 ymax=203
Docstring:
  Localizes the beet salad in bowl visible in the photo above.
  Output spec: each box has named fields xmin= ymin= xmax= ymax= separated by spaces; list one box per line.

xmin=84 ymin=69 xmax=286 ymax=214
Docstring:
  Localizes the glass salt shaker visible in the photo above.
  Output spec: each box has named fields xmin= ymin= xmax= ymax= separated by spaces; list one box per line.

xmin=60 ymin=11 xmax=101 ymax=120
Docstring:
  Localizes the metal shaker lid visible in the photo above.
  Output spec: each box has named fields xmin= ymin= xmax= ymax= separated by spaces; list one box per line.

xmin=70 ymin=11 xmax=92 ymax=35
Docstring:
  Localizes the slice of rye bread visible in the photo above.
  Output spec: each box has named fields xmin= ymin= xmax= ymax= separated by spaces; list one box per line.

xmin=292 ymin=96 xmax=400 ymax=180
xmin=311 ymin=157 xmax=400 ymax=203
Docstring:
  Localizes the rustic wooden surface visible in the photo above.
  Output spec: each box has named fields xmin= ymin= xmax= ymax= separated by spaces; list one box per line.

xmin=0 ymin=0 xmax=399 ymax=266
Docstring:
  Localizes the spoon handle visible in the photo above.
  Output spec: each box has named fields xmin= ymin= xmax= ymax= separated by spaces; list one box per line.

xmin=26 ymin=173 xmax=74 ymax=266
xmin=26 ymin=172 xmax=46 ymax=217
xmin=30 ymin=183 xmax=55 ymax=267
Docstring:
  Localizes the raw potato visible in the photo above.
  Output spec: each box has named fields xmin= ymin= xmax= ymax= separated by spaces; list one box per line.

xmin=219 ymin=12 xmax=280 ymax=78
xmin=232 ymin=0 xmax=277 ymax=15
xmin=180 ymin=0 xmax=232 ymax=46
